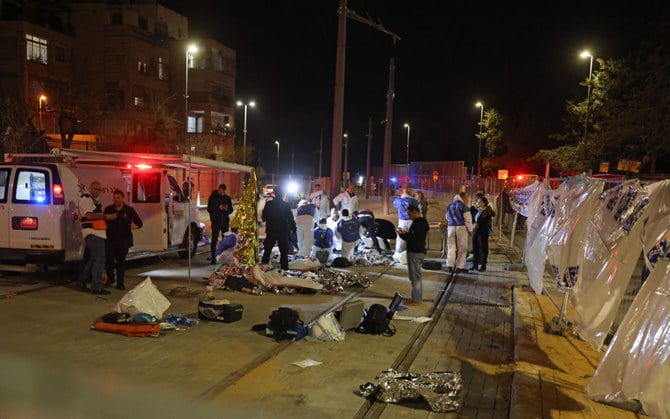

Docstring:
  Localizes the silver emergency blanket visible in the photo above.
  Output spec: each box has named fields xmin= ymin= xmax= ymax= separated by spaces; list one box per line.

xmin=358 ymin=369 xmax=462 ymax=412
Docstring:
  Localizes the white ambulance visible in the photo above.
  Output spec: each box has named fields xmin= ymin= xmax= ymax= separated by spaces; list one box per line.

xmin=0 ymin=148 xmax=252 ymax=269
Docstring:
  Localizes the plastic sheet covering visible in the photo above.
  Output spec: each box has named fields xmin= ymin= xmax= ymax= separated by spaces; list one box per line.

xmin=113 ymin=277 xmax=170 ymax=318
xmin=524 ymin=181 xmax=560 ymax=294
xmin=508 ymin=180 xmax=540 ymax=217
xmin=570 ymin=180 xmax=650 ymax=350
xmin=642 ymin=180 xmax=670 ymax=272
xmin=358 ymin=369 xmax=462 ymax=412
xmin=585 ymin=260 xmax=670 ymax=419
xmin=545 ymin=176 xmax=604 ymax=288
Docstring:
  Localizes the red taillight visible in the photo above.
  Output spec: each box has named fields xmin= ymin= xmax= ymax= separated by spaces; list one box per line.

xmin=53 ymin=183 xmax=64 ymax=205
xmin=20 ymin=217 xmax=38 ymax=230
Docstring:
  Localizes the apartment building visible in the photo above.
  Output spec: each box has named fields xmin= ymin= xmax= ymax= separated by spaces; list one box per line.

xmin=0 ymin=0 xmax=237 ymax=156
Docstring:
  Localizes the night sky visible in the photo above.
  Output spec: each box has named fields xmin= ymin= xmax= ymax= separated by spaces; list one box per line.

xmin=162 ymin=0 xmax=668 ymax=177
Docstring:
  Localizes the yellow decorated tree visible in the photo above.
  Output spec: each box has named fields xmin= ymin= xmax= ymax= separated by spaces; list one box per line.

xmin=231 ymin=169 xmax=259 ymax=265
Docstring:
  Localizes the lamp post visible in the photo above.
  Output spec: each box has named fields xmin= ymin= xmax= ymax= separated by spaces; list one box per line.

xmin=475 ymin=102 xmax=484 ymax=178
xmin=184 ymin=44 xmax=198 ymax=144
xmin=236 ymin=100 xmax=255 ymax=165
xmin=403 ymin=123 xmax=411 ymax=165
xmin=274 ymin=140 xmax=280 ymax=175
xmin=580 ymin=50 xmax=594 ymax=162
xmin=38 ymin=95 xmax=46 ymax=131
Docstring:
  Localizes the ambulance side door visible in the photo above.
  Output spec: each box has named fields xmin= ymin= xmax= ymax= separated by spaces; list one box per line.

xmin=130 ymin=170 xmax=167 ymax=251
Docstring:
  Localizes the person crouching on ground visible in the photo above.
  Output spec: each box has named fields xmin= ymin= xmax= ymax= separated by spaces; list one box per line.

xmin=311 ymin=218 xmax=334 ymax=263
xmin=337 ymin=209 xmax=360 ymax=261
xmin=396 ymin=205 xmax=429 ymax=306
xmin=445 ymin=192 xmax=473 ymax=273
xmin=295 ymin=199 xmax=316 ymax=257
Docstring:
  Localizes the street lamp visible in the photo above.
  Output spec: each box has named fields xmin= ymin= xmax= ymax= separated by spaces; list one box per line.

xmin=236 ymin=100 xmax=256 ymax=165
xmin=475 ymin=102 xmax=484 ymax=178
xmin=580 ymin=50 xmax=594 ymax=162
xmin=184 ymin=44 xmax=198 ymax=143
xmin=274 ymin=140 xmax=280 ymax=175
xmin=403 ymin=123 xmax=411 ymax=165
xmin=38 ymin=95 xmax=46 ymax=132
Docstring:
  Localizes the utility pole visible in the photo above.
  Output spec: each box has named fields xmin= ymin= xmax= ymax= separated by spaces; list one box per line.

xmin=329 ymin=0 xmax=347 ymax=200
xmin=365 ymin=117 xmax=372 ymax=199
xmin=382 ymin=57 xmax=395 ymax=216
xmin=329 ymin=0 xmax=400 ymax=201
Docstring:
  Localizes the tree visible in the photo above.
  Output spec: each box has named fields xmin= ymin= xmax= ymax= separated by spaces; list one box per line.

xmin=0 ymin=98 xmax=48 ymax=155
xmin=478 ymin=107 xmax=505 ymax=175
xmin=535 ymin=29 xmax=670 ymax=175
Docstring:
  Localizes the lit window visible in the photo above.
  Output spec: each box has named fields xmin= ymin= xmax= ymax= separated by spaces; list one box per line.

xmin=26 ymin=34 xmax=48 ymax=64
xmin=157 ymin=57 xmax=166 ymax=80
xmin=133 ymin=96 xmax=144 ymax=108
xmin=137 ymin=61 xmax=148 ymax=74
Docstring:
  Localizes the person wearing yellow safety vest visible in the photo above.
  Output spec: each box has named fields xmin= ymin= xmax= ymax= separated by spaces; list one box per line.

xmin=76 ymin=181 xmax=117 ymax=294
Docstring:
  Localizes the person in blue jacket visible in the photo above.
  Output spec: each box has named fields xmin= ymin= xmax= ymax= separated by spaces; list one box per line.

xmin=337 ymin=209 xmax=360 ymax=261
xmin=445 ymin=192 xmax=473 ymax=273
xmin=311 ymin=218 xmax=334 ymax=262
xmin=393 ymin=184 xmax=419 ymax=255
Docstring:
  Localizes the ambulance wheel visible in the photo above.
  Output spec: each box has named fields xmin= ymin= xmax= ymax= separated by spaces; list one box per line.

xmin=178 ymin=226 xmax=199 ymax=258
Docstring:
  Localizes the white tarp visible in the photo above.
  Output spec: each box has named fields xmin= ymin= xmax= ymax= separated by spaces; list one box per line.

xmin=524 ymin=181 xmax=560 ymax=294
xmin=508 ymin=181 xmax=540 ymax=217
xmin=570 ymin=180 xmax=650 ymax=350
xmin=585 ymin=180 xmax=670 ymax=418
xmin=545 ymin=176 xmax=604 ymax=288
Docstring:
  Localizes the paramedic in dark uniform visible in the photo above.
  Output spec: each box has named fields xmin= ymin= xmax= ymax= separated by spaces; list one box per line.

xmin=207 ymin=183 xmax=233 ymax=264
xmin=77 ymin=181 xmax=116 ymax=294
xmin=261 ymin=187 xmax=294 ymax=270
xmin=104 ymin=190 xmax=143 ymax=290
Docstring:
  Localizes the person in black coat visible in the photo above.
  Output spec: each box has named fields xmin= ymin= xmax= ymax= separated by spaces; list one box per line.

xmin=472 ymin=195 xmax=495 ymax=272
xmin=261 ymin=187 xmax=294 ymax=270
xmin=207 ymin=184 xmax=233 ymax=264
xmin=104 ymin=190 xmax=143 ymax=290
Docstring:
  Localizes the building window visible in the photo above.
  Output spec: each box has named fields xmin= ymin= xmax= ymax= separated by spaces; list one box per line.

xmin=138 ymin=16 xmax=148 ymax=30
xmin=26 ymin=34 xmax=48 ymax=64
xmin=157 ymin=57 xmax=166 ymax=80
xmin=137 ymin=61 xmax=148 ymax=74
xmin=111 ymin=12 xmax=122 ymax=25
xmin=212 ymin=48 xmax=223 ymax=71
xmin=55 ymin=46 xmax=65 ymax=62
xmin=133 ymin=96 xmax=144 ymax=108
xmin=156 ymin=21 xmax=168 ymax=42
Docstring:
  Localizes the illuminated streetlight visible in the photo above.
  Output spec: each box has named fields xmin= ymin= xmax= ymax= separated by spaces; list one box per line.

xmin=38 ymin=95 xmax=46 ymax=131
xmin=184 ymin=44 xmax=198 ymax=143
xmin=403 ymin=123 xmax=411 ymax=165
xmin=274 ymin=140 xmax=280 ymax=174
xmin=475 ymin=102 xmax=484 ymax=178
xmin=236 ymin=100 xmax=255 ymax=165
xmin=580 ymin=50 xmax=594 ymax=163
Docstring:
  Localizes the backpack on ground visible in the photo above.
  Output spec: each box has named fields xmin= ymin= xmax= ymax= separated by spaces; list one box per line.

xmin=359 ymin=304 xmax=395 ymax=336
xmin=267 ymin=307 xmax=304 ymax=341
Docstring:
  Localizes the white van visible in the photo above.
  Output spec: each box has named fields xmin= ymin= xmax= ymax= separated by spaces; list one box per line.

xmin=0 ymin=155 xmax=203 ymax=268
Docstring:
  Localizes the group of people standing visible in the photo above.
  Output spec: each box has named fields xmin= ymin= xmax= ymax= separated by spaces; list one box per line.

xmin=77 ymin=181 xmax=143 ymax=294
xmin=445 ymin=189 xmax=495 ymax=273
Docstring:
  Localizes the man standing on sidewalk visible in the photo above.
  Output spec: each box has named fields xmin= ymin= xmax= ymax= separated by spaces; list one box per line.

xmin=104 ymin=190 xmax=143 ymax=290
xmin=393 ymin=184 xmax=419 ymax=255
xmin=77 ymin=181 xmax=116 ymax=294
xmin=445 ymin=192 xmax=473 ymax=273
xmin=396 ymin=205 xmax=429 ymax=305
xmin=207 ymin=184 xmax=233 ymax=264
